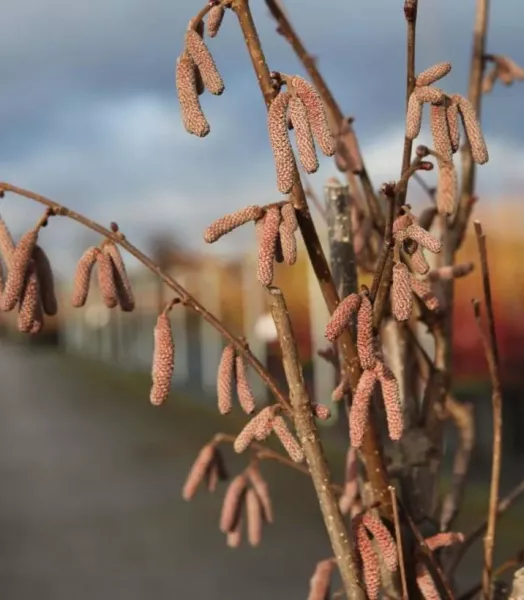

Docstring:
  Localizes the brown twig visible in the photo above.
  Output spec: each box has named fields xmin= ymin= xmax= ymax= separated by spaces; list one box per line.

xmin=389 ymin=486 xmax=409 ymax=600
xmin=0 ymin=182 xmax=292 ymax=415
xmin=268 ymin=286 xmax=364 ymax=600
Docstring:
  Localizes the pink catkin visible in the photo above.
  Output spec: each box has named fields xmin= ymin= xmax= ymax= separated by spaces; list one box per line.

xmin=0 ymin=216 xmax=15 ymax=266
xmin=268 ymin=92 xmax=297 ymax=194
xmin=96 ymin=251 xmax=118 ymax=309
xmin=1 ymin=228 xmax=39 ymax=312
xmin=425 ymin=531 xmax=464 ymax=551
xmin=206 ymin=4 xmax=225 ymax=38
xmin=150 ymin=312 xmax=175 ymax=406
xmin=226 ymin=515 xmax=243 ymax=548
xmin=406 ymin=92 xmax=423 ymax=140
xmin=184 ymin=29 xmax=224 ymax=95
xmin=430 ymin=104 xmax=453 ymax=161
xmin=446 ymin=97 xmax=461 ymax=153
xmin=356 ymin=295 xmax=376 ymax=370
xmin=278 ymin=221 xmax=297 ymax=265
xmin=406 ymin=224 xmax=442 ymax=254
xmin=176 ymin=55 xmax=210 ymax=137
xmin=182 ymin=444 xmax=216 ymax=500
xmin=416 ymin=61 xmax=452 ymax=87
xmin=350 ymin=369 xmax=378 ymax=448
xmin=332 ymin=375 xmax=350 ymax=402
xmin=17 ymin=265 xmax=42 ymax=333
xmin=217 ymin=344 xmax=236 ymax=415
xmin=280 ymin=202 xmax=298 ymax=232
xmin=375 ymin=360 xmax=403 ymax=440
xmin=339 ymin=447 xmax=359 ymax=516
xmin=312 ymin=404 xmax=331 ymax=420
xmin=246 ymin=488 xmax=263 ymax=547
xmin=234 ymin=406 xmax=275 ymax=453
xmin=247 ymin=465 xmax=274 ymax=524
xmin=363 ymin=512 xmax=399 ymax=572
xmin=356 ymin=524 xmax=381 ymax=600
xmin=33 ymin=245 xmax=57 ymax=316
xmin=204 ymin=206 xmax=264 ymax=243
xmin=272 ymin=416 xmax=304 ymax=463
xmin=288 ymin=95 xmax=319 ymax=174
xmin=414 ymin=86 xmax=445 ymax=105
xmin=416 ymin=563 xmax=440 ymax=600
xmin=290 ymin=76 xmax=335 ymax=156
xmin=325 ymin=292 xmax=361 ymax=342
xmin=257 ymin=206 xmax=281 ymax=286
xmin=307 ymin=559 xmax=335 ymax=600
xmin=429 ymin=263 xmax=474 ymax=282
xmin=235 ymin=355 xmax=256 ymax=415
xmin=71 ymin=247 xmax=99 ymax=307
xmin=392 ymin=213 xmax=414 ymax=235
xmin=456 ymin=96 xmax=489 ymax=164
xmin=411 ymin=247 xmax=430 ymax=275
xmin=104 ymin=243 xmax=135 ymax=312
xmin=435 ymin=159 xmax=458 ymax=215
xmin=411 ymin=276 xmax=440 ymax=311
xmin=391 ymin=261 xmax=413 ymax=321
xmin=220 ymin=474 xmax=248 ymax=533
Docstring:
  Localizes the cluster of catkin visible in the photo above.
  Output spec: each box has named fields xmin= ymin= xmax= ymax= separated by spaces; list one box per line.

xmin=182 ymin=442 xmax=229 ymax=500
xmin=203 ymin=200 xmax=299 ymax=286
xmin=406 ymin=61 xmax=489 ymax=214
xmin=0 ymin=214 xmax=57 ymax=334
xmin=216 ymin=343 xmax=257 ymax=415
xmin=176 ymin=15 xmax=225 ymax=137
xmin=325 ymin=292 xmax=403 ymax=447
xmin=71 ymin=241 xmax=135 ymax=312
xmin=219 ymin=464 xmax=274 ymax=548
xmin=390 ymin=212 xmax=442 ymax=321
xmin=268 ymin=76 xmax=336 ymax=194
xmin=483 ymin=55 xmax=524 ymax=93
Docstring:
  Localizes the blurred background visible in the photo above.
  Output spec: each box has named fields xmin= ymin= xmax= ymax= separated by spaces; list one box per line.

xmin=0 ymin=0 xmax=523 ymax=598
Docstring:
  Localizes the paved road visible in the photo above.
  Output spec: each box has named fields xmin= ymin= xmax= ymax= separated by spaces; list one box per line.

xmin=0 ymin=341 xmax=334 ymax=600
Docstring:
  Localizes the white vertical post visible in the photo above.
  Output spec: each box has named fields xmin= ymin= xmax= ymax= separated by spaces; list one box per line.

xmin=241 ymin=250 xmax=267 ymax=403
xmin=170 ymin=270 xmax=189 ymax=384
xmin=198 ymin=263 xmax=224 ymax=391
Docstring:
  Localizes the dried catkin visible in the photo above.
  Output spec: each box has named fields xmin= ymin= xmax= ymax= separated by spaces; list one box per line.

xmin=256 ymin=206 xmax=281 ymax=286
xmin=415 ymin=61 xmax=452 ymax=87
xmin=96 ymin=251 xmax=118 ymax=309
xmin=268 ymin=92 xmax=297 ymax=194
xmin=1 ymin=228 xmax=39 ymax=312
xmin=290 ymin=76 xmax=335 ymax=156
xmin=288 ymin=95 xmax=319 ymax=174
xmin=325 ymin=292 xmax=361 ymax=341
xmin=280 ymin=202 xmax=298 ymax=232
xmin=71 ymin=247 xmax=99 ymax=307
xmin=435 ymin=159 xmax=458 ymax=215
xmin=182 ymin=443 xmax=216 ymax=500
xmin=391 ymin=262 xmax=412 ymax=321
xmin=246 ymin=489 xmax=263 ymax=547
xmin=206 ymin=4 xmax=225 ymax=37
xmin=414 ymin=86 xmax=445 ymax=105
xmin=446 ymin=97 xmax=461 ymax=153
xmin=405 ymin=224 xmax=442 ymax=254
xmin=176 ymin=55 xmax=210 ymax=137
xmin=350 ymin=369 xmax=378 ymax=447
xmin=362 ymin=512 xmax=398 ymax=572
xmin=104 ymin=243 xmax=135 ymax=312
xmin=271 ymin=416 xmax=304 ymax=463
xmin=411 ymin=276 xmax=440 ymax=311
xmin=356 ymin=524 xmax=381 ymax=600
xmin=456 ymin=96 xmax=489 ymax=164
xmin=17 ymin=266 xmax=42 ymax=333
xmin=406 ymin=92 xmax=423 ymax=140
xmin=235 ymin=355 xmax=256 ymax=414
xmin=184 ymin=29 xmax=224 ymax=95
xmin=220 ymin=474 xmax=248 ymax=533
xmin=278 ymin=220 xmax=297 ymax=265
xmin=356 ymin=295 xmax=376 ymax=370
xmin=308 ymin=559 xmax=335 ymax=600
xmin=204 ymin=205 xmax=264 ymax=243
xmin=33 ymin=245 xmax=57 ymax=316
xmin=217 ymin=344 xmax=236 ymax=414
xmin=247 ymin=465 xmax=274 ymax=524
xmin=150 ymin=312 xmax=175 ymax=405
xmin=430 ymin=104 xmax=453 ymax=161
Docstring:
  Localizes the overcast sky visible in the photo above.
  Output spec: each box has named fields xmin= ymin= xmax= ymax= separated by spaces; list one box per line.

xmin=0 ymin=0 xmax=522 ymax=280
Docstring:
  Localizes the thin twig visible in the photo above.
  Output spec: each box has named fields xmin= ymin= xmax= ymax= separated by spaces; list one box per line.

xmin=389 ymin=486 xmax=409 ymax=600
xmin=268 ymin=286 xmax=364 ymax=600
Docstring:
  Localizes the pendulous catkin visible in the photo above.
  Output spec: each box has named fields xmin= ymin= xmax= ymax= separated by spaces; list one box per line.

xmin=355 ymin=521 xmax=381 ymax=600
xmin=430 ymin=104 xmax=453 ymax=161
xmin=206 ymin=4 xmax=225 ymax=38
xmin=246 ymin=488 xmax=263 ymax=547
xmin=411 ymin=247 xmax=430 ymax=275
xmin=356 ymin=294 xmax=376 ymax=370
xmin=391 ymin=261 xmax=412 ymax=321
xmin=435 ymin=159 xmax=458 ymax=215
xmin=279 ymin=202 xmax=298 ymax=265
xmin=272 ymin=416 xmax=304 ymax=463
xmin=406 ymin=92 xmax=423 ymax=140
xmin=235 ymin=355 xmax=256 ymax=415
xmin=17 ymin=265 xmax=42 ymax=333
xmin=415 ymin=61 xmax=452 ymax=87
xmin=104 ymin=242 xmax=135 ymax=312
xmin=312 ymin=403 xmax=331 ymax=420
xmin=33 ymin=245 xmax=57 ymax=316
xmin=414 ymin=86 xmax=445 ymax=105
xmin=96 ymin=251 xmax=118 ymax=309
xmin=217 ymin=344 xmax=236 ymax=414
xmin=307 ymin=559 xmax=335 ymax=600
xmin=1 ymin=228 xmax=39 ymax=312
xmin=411 ymin=275 xmax=440 ymax=311
xmin=375 ymin=361 xmax=403 ymax=441
xmin=325 ymin=292 xmax=361 ymax=341
xmin=176 ymin=55 xmax=210 ymax=137
xmin=405 ymin=223 xmax=442 ymax=254
xmin=71 ymin=247 xmax=99 ymax=307
xmin=456 ymin=95 xmax=489 ymax=164
xmin=332 ymin=375 xmax=350 ymax=402
xmin=288 ymin=95 xmax=319 ymax=174
xmin=290 ymin=76 xmax=336 ymax=156
xmin=256 ymin=206 xmax=281 ymax=286
xmin=428 ymin=262 xmax=474 ymax=282
xmin=184 ymin=28 xmax=224 ymax=96
xmin=226 ymin=516 xmax=243 ymax=548
xmin=362 ymin=512 xmax=399 ymax=572
xmin=182 ymin=443 xmax=216 ymax=500
xmin=350 ymin=369 xmax=378 ymax=448
xmin=446 ymin=96 xmax=461 ymax=153
xmin=247 ymin=465 xmax=274 ymax=524
xmin=268 ymin=92 xmax=297 ymax=194
xmin=150 ymin=312 xmax=175 ymax=406
xmin=220 ymin=474 xmax=248 ymax=533
xmin=204 ymin=205 xmax=264 ymax=243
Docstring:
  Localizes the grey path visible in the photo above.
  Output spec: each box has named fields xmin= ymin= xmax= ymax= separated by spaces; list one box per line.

xmin=0 ymin=341 xmax=333 ymax=600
